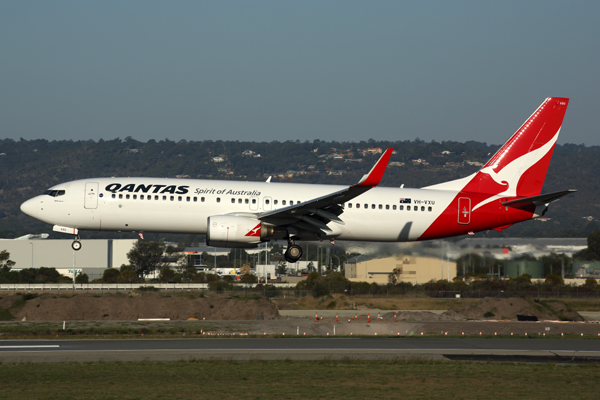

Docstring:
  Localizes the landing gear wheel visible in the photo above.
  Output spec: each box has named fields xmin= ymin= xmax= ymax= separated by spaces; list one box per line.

xmin=72 ymin=240 xmax=82 ymax=251
xmin=284 ymin=245 xmax=302 ymax=263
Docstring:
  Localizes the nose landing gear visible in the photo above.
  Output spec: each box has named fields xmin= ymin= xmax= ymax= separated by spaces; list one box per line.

xmin=71 ymin=236 xmax=82 ymax=251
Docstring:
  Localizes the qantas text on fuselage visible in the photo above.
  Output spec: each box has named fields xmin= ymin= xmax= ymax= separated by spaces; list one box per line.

xmin=21 ymin=98 xmax=575 ymax=262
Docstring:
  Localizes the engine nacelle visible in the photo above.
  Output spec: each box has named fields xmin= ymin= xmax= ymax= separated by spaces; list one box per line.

xmin=206 ymin=215 xmax=274 ymax=248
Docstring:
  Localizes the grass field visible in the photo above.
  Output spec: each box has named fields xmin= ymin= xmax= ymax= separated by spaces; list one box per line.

xmin=0 ymin=360 xmax=598 ymax=399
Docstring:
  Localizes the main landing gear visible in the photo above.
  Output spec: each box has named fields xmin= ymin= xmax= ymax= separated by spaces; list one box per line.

xmin=284 ymin=238 xmax=303 ymax=263
xmin=72 ymin=236 xmax=82 ymax=251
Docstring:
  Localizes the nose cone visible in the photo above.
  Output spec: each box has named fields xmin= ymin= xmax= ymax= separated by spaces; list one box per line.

xmin=20 ymin=197 xmax=40 ymax=218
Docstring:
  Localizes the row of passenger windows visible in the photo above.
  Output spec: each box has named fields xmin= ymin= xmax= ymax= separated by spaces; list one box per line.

xmin=109 ymin=193 xmax=301 ymax=205
xmin=108 ymin=193 xmax=433 ymax=211
xmin=348 ymin=203 xmax=433 ymax=212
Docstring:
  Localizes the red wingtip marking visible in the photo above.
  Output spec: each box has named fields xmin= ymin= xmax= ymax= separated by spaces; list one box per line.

xmin=357 ymin=148 xmax=393 ymax=187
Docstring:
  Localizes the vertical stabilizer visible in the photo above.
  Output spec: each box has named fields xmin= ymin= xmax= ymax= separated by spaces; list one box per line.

xmin=425 ymin=98 xmax=569 ymax=203
xmin=478 ymin=97 xmax=569 ymax=197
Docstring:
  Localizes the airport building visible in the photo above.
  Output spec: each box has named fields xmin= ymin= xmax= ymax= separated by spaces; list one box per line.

xmin=345 ymin=255 xmax=457 ymax=284
xmin=0 ymin=238 xmax=137 ymax=279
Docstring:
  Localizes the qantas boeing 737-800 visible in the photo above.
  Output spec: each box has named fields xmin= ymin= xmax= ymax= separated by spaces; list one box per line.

xmin=20 ymin=98 xmax=575 ymax=263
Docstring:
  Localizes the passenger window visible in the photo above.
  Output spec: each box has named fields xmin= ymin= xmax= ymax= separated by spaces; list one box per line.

xmin=119 ymin=194 xmax=123 ymax=199
xmin=133 ymin=195 xmax=137 ymax=200
xmin=140 ymin=195 xmax=144 ymax=200
xmin=265 ymin=199 xmax=270 ymax=204
xmin=379 ymin=205 xmax=382 ymax=209
xmin=126 ymin=194 xmax=130 ymax=199
xmin=201 ymin=197 xmax=205 ymax=202
xmin=399 ymin=205 xmax=403 ymax=210
xmin=371 ymin=204 xmax=375 ymax=209
xmin=245 ymin=199 xmax=249 ymax=204
xmin=231 ymin=198 xmax=236 ymax=204
xmin=112 ymin=194 xmax=116 ymax=199
xmin=217 ymin=198 xmax=221 ymax=203
xmin=428 ymin=206 xmax=432 ymax=212
xmin=421 ymin=206 xmax=425 ymax=211
xmin=282 ymin=200 xmax=286 ymax=205
xmin=407 ymin=206 xmax=410 ymax=211
xmin=364 ymin=204 xmax=368 ymax=209
xmin=289 ymin=201 xmax=293 ymax=205
xmin=274 ymin=200 xmax=278 ymax=205
xmin=193 ymin=197 xmax=197 ymax=202
xmin=252 ymin=199 xmax=256 ymax=204
xmin=348 ymin=203 xmax=352 ymax=208
xmin=186 ymin=197 xmax=190 ymax=202
xmin=178 ymin=196 xmax=182 ymax=201
xmin=356 ymin=204 xmax=360 ymax=209
xmin=238 ymin=198 xmax=242 ymax=204
xmin=393 ymin=205 xmax=396 ymax=210
xmin=386 ymin=205 xmax=389 ymax=210
xmin=155 ymin=195 xmax=159 ymax=200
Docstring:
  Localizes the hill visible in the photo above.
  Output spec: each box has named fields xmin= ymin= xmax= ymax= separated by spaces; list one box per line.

xmin=1 ymin=138 xmax=598 ymax=239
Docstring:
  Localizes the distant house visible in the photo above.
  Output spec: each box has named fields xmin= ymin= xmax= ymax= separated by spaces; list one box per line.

xmin=465 ymin=160 xmax=484 ymax=167
xmin=242 ymin=150 xmax=261 ymax=157
xmin=411 ymin=159 xmax=429 ymax=165
xmin=212 ymin=157 xmax=225 ymax=163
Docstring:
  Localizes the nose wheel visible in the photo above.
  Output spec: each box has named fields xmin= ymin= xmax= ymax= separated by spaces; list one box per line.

xmin=72 ymin=239 xmax=82 ymax=251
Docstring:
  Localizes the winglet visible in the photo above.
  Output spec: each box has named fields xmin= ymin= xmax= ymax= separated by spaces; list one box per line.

xmin=356 ymin=148 xmax=393 ymax=187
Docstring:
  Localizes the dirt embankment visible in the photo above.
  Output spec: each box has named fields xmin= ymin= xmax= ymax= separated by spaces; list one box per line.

xmin=0 ymin=294 xmax=584 ymax=322
xmin=0 ymin=293 xmax=280 ymax=321
xmin=447 ymin=297 xmax=583 ymax=321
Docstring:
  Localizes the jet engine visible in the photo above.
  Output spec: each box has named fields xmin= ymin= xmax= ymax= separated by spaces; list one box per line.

xmin=206 ymin=215 xmax=275 ymax=248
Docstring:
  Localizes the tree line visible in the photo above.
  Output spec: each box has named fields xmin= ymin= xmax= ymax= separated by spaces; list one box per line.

xmin=2 ymin=137 xmax=600 ymax=239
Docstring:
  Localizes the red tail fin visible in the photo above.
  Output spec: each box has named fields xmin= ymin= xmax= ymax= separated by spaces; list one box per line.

xmin=479 ymin=97 xmax=569 ymax=197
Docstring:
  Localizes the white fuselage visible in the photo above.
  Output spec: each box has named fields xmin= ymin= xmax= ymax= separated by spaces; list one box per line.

xmin=21 ymin=177 xmax=459 ymax=242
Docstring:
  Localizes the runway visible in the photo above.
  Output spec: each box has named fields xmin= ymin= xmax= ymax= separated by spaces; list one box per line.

xmin=2 ymin=338 xmax=600 ymax=363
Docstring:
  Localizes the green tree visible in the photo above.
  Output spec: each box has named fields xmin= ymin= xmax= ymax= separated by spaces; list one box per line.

xmin=276 ymin=261 xmax=287 ymax=276
xmin=126 ymin=241 xmax=167 ymax=278
xmin=388 ymin=267 xmax=402 ymax=285
xmin=117 ymin=270 xmax=139 ymax=283
xmin=0 ymin=250 xmax=15 ymax=270
xmin=159 ymin=267 xmax=176 ymax=282
xmin=102 ymin=268 xmax=120 ymax=283
xmin=545 ymin=273 xmax=564 ymax=287
xmin=240 ymin=273 xmax=258 ymax=283
xmin=75 ymin=272 xmax=89 ymax=283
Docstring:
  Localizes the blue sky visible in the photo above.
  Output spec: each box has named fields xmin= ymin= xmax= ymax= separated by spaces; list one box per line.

xmin=1 ymin=1 xmax=599 ymax=145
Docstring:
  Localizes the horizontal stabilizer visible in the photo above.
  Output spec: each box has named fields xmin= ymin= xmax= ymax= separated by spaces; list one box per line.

xmin=501 ymin=189 xmax=576 ymax=209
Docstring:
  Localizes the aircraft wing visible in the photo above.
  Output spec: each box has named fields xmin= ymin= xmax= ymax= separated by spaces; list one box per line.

xmin=257 ymin=149 xmax=393 ymax=233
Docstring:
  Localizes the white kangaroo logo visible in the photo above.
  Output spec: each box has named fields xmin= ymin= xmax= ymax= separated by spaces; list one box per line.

xmin=472 ymin=129 xmax=560 ymax=212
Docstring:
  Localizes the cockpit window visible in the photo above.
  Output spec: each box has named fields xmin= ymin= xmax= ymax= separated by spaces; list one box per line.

xmin=44 ymin=190 xmax=66 ymax=197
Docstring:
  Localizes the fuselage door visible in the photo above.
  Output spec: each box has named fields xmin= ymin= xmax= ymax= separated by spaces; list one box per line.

xmin=263 ymin=196 xmax=272 ymax=211
xmin=84 ymin=182 xmax=99 ymax=209
xmin=458 ymin=197 xmax=471 ymax=224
